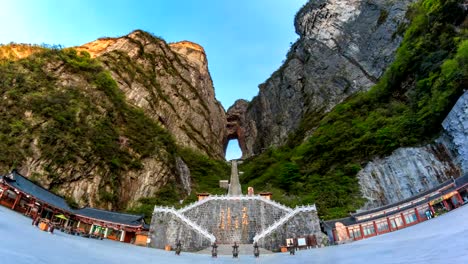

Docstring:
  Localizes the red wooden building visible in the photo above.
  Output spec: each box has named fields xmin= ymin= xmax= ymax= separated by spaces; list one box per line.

xmin=323 ymin=174 xmax=468 ymax=244
xmin=0 ymin=170 xmax=148 ymax=244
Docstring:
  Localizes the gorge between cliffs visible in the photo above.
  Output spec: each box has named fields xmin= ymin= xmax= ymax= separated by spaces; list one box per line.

xmin=0 ymin=0 xmax=466 ymax=220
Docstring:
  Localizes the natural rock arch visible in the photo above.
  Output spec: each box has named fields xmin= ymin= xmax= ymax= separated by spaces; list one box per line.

xmin=224 ymin=100 xmax=249 ymax=158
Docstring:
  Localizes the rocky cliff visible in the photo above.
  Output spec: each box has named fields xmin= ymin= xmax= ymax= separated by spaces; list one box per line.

xmin=77 ymin=31 xmax=226 ymax=159
xmin=237 ymin=0 xmax=467 ymax=219
xmin=0 ymin=30 xmax=227 ymax=210
xmin=358 ymin=91 xmax=468 ymax=209
xmin=232 ymin=0 xmax=415 ymax=157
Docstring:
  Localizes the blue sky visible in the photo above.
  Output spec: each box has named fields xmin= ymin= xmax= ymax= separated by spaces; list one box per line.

xmin=0 ymin=0 xmax=307 ymax=160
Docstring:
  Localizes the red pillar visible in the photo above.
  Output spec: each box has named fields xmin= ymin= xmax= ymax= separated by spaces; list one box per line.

xmin=346 ymin=227 xmax=350 ymax=239
xmin=11 ymin=193 xmax=22 ymax=210
xmin=332 ymin=229 xmax=337 ymax=243
xmin=400 ymin=213 xmax=407 ymax=227
xmin=373 ymin=221 xmax=378 ymax=235
xmin=456 ymin=192 xmax=463 ymax=207
xmin=429 ymin=204 xmax=435 ymax=215
xmin=414 ymin=208 xmax=421 ymax=222
xmin=442 ymin=200 xmax=450 ymax=210
xmin=387 ymin=217 xmax=392 ymax=232
xmin=359 ymin=224 xmax=364 ymax=238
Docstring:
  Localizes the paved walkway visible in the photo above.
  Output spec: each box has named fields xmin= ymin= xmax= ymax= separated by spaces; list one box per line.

xmin=227 ymin=160 xmax=242 ymax=196
xmin=195 ymin=244 xmax=273 ymax=255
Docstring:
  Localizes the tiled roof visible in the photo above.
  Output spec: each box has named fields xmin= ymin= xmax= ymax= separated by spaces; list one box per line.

xmin=75 ymin=208 xmax=144 ymax=227
xmin=352 ymin=174 xmax=468 ymax=217
xmin=1 ymin=170 xmax=145 ymax=227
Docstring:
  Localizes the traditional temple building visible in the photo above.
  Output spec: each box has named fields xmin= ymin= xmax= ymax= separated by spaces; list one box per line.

xmin=0 ymin=170 xmax=148 ymax=244
xmin=323 ymin=174 xmax=468 ymax=244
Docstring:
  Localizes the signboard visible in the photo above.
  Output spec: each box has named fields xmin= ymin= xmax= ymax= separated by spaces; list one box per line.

xmin=286 ymin=238 xmax=294 ymax=246
xmin=443 ymin=191 xmax=458 ymax=200
xmin=297 ymin=238 xmax=306 ymax=247
xmin=429 ymin=197 xmax=444 ymax=205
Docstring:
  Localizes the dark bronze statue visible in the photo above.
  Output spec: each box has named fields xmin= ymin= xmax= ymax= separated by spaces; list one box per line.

xmin=211 ymin=242 xmax=218 ymax=258
xmin=253 ymin=242 xmax=260 ymax=258
xmin=175 ymin=240 xmax=182 ymax=255
xmin=288 ymin=241 xmax=295 ymax=255
xmin=232 ymin=242 xmax=239 ymax=258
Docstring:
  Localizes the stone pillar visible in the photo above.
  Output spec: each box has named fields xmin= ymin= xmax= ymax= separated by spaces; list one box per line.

xmin=120 ymin=230 xmax=126 ymax=242
xmin=89 ymin=224 xmax=94 ymax=234
xmin=104 ymin=228 xmax=109 ymax=238
xmin=77 ymin=221 xmax=81 ymax=228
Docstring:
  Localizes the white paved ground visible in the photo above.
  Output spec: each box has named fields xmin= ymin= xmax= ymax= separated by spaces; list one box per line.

xmin=1 ymin=205 xmax=468 ymax=264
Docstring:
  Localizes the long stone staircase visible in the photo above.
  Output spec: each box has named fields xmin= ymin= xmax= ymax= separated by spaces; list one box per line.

xmin=151 ymin=160 xmax=321 ymax=252
xmin=253 ymin=204 xmax=317 ymax=242
xmin=153 ymin=206 xmax=216 ymax=243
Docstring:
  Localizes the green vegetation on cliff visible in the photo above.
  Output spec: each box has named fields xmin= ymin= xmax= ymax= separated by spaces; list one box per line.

xmin=0 ymin=44 xmax=229 ymax=213
xmin=0 ymin=48 xmax=178 ymax=206
xmin=128 ymin=147 xmax=230 ymax=222
xmin=240 ymin=0 xmax=467 ymax=219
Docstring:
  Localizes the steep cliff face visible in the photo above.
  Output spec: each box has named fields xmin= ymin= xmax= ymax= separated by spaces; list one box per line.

xmin=358 ymin=91 xmax=468 ymax=209
xmin=358 ymin=145 xmax=461 ymax=209
xmin=238 ymin=0 xmax=467 ymax=219
xmin=0 ymin=30 xmax=227 ymax=210
xmin=78 ymin=31 xmax=226 ymax=159
xmin=441 ymin=91 xmax=468 ymax=172
xmin=235 ymin=0 xmax=415 ymax=156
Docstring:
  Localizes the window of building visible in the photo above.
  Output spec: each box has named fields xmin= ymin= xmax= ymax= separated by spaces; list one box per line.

xmin=404 ymin=211 xmax=418 ymax=224
xmin=376 ymin=220 xmax=389 ymax=232
xmin=362 ymin=224 xmax=375 ymax=236
xmin=389 ymin=216 xmax=404 ymax=228
xmin=348 ymin=226 xmax=361 ymax=239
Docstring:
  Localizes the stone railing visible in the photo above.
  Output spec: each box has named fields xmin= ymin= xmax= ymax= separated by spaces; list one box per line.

xmin=253 ymin=204 xmax=317 ymax=242
xmin=178 ymin=195 xmax=293 ymax=214
xmin=153 ymin=206 xmax=216 ymax=242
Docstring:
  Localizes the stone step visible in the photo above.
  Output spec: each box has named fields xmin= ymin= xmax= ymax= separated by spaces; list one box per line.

xmin=195 ymin=244 xmax=273 ymax=255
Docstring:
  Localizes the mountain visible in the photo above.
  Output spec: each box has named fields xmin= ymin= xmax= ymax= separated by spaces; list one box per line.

xmin=0 ymin=0 xmax=466 ymax=221
xmin=0 ymin=30 xmax=229 ymax=213
xmin=236 ymin=0 xmax=467 ymax=219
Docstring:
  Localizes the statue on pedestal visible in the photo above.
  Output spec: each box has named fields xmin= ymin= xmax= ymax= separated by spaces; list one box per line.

xmin=253 ymin=242 xmax=260 ymax=258
xmin=232 ymin=242 xmax=239 ymax=258
xmin=175 ymin=240 xmax=182 ymax=255
xmin=211 ymin=242 xmax=218 ymax=258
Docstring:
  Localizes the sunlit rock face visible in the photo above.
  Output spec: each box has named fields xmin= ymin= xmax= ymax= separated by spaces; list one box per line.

xmin=234 ymin=0 xmax=416 ymax=157
xmin=5 ymin=30 xmax=226 ymax=210
xmin=358 ymin=92 xmax=468 ymax=209
xmin=79 ymin=31 xmax=227 ymax=160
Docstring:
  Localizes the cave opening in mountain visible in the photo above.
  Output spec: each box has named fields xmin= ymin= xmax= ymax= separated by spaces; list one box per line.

xmin=225 ymin=139 xmax=242 ymax=161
